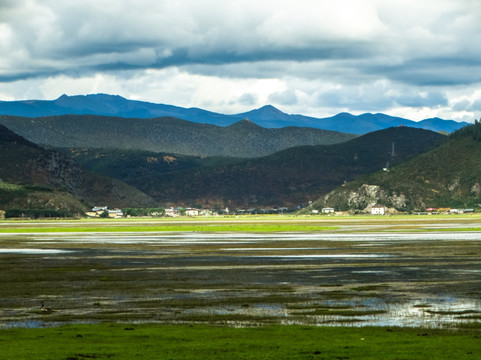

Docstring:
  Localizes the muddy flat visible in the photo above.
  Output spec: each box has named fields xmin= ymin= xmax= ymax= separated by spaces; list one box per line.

xmin=1 ymin=216 xmax=480 ymax=328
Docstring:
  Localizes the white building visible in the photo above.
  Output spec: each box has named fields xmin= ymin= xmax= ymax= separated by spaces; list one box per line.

xmin=85 ymin=206 xmax=123 ymax=218
xmin=108 ymin=209 xmax=124 ymax=218
xmin=164 ymin=207 xmax=179 ymax=217
xmin=185 ymin=208 xmax=200 ymax=216
xmin=371 ymin=204 xmax=385 ymax=215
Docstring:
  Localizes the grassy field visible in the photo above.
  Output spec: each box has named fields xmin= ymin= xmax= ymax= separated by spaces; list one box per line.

xmin=2 ymin=213 xmax=481 ymax=233
xmin=0 ymin=223 xmax=338 ymax=233
xmin=1 ymin=323 xmax=480 ymax=360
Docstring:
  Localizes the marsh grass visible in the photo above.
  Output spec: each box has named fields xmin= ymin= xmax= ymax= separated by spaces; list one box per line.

xmin=352 ymin=284 xmax=390 ymax=292
xmin=290 ymin=307 xmax=387 ymax=317
xmin=0 ymin=224 xmax=338 ymax=233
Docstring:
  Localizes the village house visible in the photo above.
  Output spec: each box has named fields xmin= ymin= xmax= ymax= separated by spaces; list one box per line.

xmin=322 ymin=207 xmax=335 ymax=214
xmin=85 ymin=206 xmax=108 ymax=218
xmin=164 ymin=207 xmax=179 ymax=217
xmin=371 ymin=204 xmax=385 ymax=215
xmin=108 ymin=209 xmax=124 ymax=218
xmin=436 ymin=207 xmax=452 ymax=214
xmin=85 ymin=206 xmax=123 ymax=218
xmin=185 ymin=208 xmax=200 ymax=216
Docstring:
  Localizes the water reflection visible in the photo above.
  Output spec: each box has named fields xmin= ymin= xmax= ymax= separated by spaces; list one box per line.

xmin=1 ymin=231 xmax=480 ymax=328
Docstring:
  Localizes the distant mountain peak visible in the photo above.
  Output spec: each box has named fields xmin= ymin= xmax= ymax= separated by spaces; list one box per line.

xmin=254 ymin=104 xmax=285 ymax=115
xmin=55 ymin=93 xmax=127 ymax=102
xmin=259 ymin=104 xmax=281 ymax=111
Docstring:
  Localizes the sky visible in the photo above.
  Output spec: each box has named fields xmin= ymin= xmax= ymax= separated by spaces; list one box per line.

xmin=0 ymin=0 xmax=480 ymax=122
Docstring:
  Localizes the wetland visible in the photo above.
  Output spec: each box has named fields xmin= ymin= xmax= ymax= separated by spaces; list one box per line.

xmin=1 ymin=216 xmax=480 ymax=329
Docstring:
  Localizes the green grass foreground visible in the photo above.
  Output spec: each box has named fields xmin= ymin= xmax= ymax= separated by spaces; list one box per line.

xmin=1 ymin=324 xmax=480 ymax=360
xmin=0 ymin=223 xmax=337 ymax=233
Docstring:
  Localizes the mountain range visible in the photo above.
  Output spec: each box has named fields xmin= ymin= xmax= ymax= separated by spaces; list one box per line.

xmin=0 ymin=94 xmax=468 ymax=134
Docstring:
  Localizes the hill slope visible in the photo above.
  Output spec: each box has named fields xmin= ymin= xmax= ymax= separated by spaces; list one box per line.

xmin=66 ymin=127 xmax=446 ymax=208
xmin=309 ymin=122 xmax=481 ymax=212
xmin=0 ymin=94 xmax=467 ymax=134
xmin=0 ymin=124 xmax=157 ymax=211
xmin=0 ymin=115 xmax=356 ymax=157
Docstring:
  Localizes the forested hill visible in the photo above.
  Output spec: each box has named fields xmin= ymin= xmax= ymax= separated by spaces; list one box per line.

xmin=66 ymin=126 xmax=446 ymax=208
xmin=0 ymin=114 xmax=356 ymax=157
xmin=0 ymin=124 xmax=157 ymax=211
xmin=309 ymin=121 xmax=481 ymax=212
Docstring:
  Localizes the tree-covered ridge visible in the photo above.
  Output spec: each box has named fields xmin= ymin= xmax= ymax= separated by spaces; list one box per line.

xmin=67 ymin=126 xmax=445 ymax=208
xmin=0 ymin=124 xmax=157 ymax=211
xmin=0 ymin=114 xmax=356 ymax=158
xmin=451 ymin=119 xmax=481 ymax=141
xmin=311 ymin=120 xmax=481 ymax=212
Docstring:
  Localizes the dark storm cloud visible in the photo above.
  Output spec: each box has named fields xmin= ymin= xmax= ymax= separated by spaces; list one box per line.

xmin=366 ymin=57 xmax=481 ymax=87
xmin=0 ymin=0 xmax=478 ymax=87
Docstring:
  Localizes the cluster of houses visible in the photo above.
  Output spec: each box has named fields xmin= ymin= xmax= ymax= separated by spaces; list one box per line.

xmin=85 ymin=205 xmax=294 ymax=218
xmin=311 ymin=205 xmax=476 ymax=216
xmin=165 ymin=207 xmax=202 ymax=217
xmin=313 ymin=205 xmax=387 ymax=215
xmin=164 ymin=206 xmax=289 ymax=216
xmin=85 ymin=206 xmax=222 ymax=218
xmin=85 ymin=204 xmax=477 ymax=219
xmin=415 ymin=207 xmax=475 ymax=215
xmin=85 ymin=206 xmax=124 ymax=218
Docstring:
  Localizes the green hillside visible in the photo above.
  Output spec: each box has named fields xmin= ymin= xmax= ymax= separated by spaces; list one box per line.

xmin=58 ymin=148 xmax=242 ymax=184
xmin=0 ymin=124 xmax=157 ymax=213
xmin=0 ymin=115 xmax=356 ymax=158
xmin=64 ymin=127 xmax=445 ymax=208
xmin=309 ymin=121 xmax=481 ymax=212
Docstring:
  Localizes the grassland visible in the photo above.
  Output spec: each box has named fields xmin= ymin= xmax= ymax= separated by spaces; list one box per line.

xmin=0 ymin=222 xmax=337 ymax=233
xmin=2 ymin=213 xmax=481 ymax=233
xmin=1 ymin=323 xmax=480 ymax=360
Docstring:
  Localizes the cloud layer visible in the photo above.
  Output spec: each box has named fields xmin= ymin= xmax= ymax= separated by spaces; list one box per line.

xmin=1 ymin=0 xmax=480 ymax=121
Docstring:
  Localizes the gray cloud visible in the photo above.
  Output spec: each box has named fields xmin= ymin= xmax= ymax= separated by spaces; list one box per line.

xmin=469 ymin=99 xmax=481 ymax=112
xmin=268 ymin=89 xmax=298 ymax=106
xmin=237 ymin=93 xmax=258 ymax=106
xmin=0 ymin=0 xmax=481 ymax=122
xmin=395 ymin=91 xmax=448 ymax=108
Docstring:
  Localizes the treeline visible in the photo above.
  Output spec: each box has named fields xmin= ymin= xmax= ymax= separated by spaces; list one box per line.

xmin=122 ymin=208 xmax=166 ymax=217
xmin=451 ymin=119 xmax=481 ymax=141
xmin=5 ymin=208 xmax=74 ymax=219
